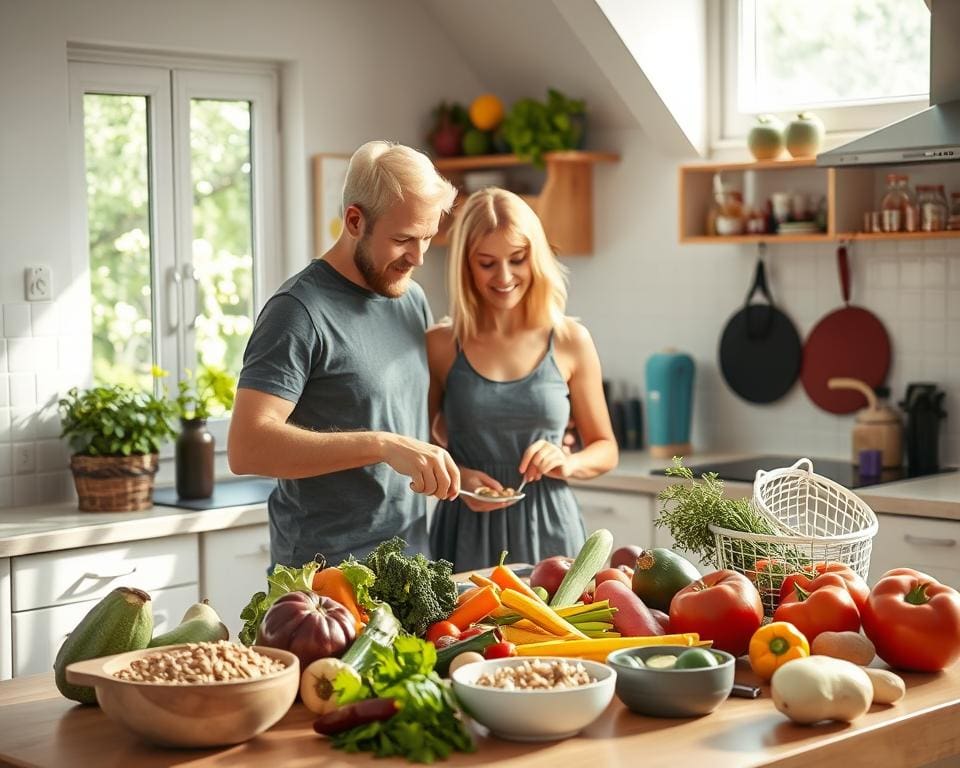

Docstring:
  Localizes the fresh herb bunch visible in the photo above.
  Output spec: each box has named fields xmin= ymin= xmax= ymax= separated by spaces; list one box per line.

xmin=500 ymin=87 xmax=586 ymax=167
xmin=360 ymin=537 xmax=457 ymax=637
xmin=172 ymin=365 xmax=236 ymax=421
xmin=655 ymin=457 xmax=782 ymax=569
xmin=58 ymin=385 xmax=178 ymax=457
xmin=332 ymin=635 xmax=474 ymax=762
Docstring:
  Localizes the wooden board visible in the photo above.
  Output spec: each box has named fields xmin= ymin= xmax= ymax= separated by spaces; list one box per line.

xmin=1 ymin=661 xmax=958 ymax=767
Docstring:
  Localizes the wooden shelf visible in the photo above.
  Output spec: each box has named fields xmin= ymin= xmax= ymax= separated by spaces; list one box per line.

xmin=679 ymin=156 xmax=960 ymax=245
xmin=433 ymin=150 xmax=619 ymax=255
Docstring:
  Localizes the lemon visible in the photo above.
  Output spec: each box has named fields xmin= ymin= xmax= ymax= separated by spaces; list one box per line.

xmin=469 ymin=94 xmax=505 ymax=131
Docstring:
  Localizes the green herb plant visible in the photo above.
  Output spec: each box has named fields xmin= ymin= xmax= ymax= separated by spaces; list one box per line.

xmin=58 ymin=385 xmax=178 ymax=457
xmin=173 ymin=365 xmax=236 ymax=421
xmin=332 ymin=636 xmax=474 ymax=763
xmin=500 ymin=88 xmax=586 ymax=167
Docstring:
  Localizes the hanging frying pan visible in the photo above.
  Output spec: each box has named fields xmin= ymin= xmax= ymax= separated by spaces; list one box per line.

xmin=801 ymin=245 xmax=891 ymax=414
xmin=719 ymin=257 xmax=802 ymax=403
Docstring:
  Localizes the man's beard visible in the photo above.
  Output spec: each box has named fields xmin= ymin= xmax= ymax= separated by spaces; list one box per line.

xmin=353 ymin=236 xmax=411 ymax=298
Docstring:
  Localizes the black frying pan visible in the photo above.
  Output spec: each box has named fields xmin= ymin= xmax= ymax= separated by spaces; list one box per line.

xmin=719 ymin=259 xmax=802 ymax=403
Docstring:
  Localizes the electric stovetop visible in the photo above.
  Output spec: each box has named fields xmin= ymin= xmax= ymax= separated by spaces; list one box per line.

xmin=651 ymin=455 xmax=955 ymax=489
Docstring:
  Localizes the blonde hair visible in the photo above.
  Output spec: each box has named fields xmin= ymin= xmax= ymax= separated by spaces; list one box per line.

xmin=342 ymin=140 xmax=457 ymax=226
xmin=448 ymin=188 xmax=568 ymax=341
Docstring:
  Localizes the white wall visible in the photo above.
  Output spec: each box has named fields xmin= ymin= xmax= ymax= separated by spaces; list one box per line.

xmin=421 ymin=127 xmax=960 ymax=469
xmin=0 ymin=0 xmax=484 ymax=507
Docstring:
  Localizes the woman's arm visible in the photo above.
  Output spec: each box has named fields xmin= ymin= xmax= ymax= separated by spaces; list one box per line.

xmin=426 ymin=325 xmax=456 ymax=447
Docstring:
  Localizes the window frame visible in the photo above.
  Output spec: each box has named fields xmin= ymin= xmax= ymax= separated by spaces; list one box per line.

xmin=711 ymin=0 xmax=931 ymax=149
xmin=68 ymin=50 xmax=282 ymax=448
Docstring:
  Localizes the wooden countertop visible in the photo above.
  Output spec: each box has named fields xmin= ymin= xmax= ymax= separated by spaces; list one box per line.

xmin=1 ymin=662 xmax=957 ymax=767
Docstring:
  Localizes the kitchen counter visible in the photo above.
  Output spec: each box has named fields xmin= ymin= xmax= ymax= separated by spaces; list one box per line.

xmin=0 ymin=661 xmax=957 ymax=767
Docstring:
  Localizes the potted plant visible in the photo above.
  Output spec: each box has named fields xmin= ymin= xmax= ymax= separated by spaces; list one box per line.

xmin=59 ymin=385 xmax=177 ymax=512
xmin=500 ymin=88 xmax=587 ymax=167
xmin=171 ymin=366 xmax=236 ymax=500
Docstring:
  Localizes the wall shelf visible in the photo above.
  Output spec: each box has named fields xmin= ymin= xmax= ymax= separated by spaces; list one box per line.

xmin=433 ymin=150 xmax=619 ymax=255
xmin=679 ymin=157 xmax=960 ymax=245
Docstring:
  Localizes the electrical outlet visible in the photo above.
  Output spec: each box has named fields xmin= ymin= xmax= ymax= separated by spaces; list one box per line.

xmin=14 ymin=443 xmax=35 ymax=474
xmin=25 ymin=265 xmax=52 ymax=301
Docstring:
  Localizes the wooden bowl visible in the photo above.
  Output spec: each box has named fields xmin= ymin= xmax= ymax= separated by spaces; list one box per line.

xmin=66 ymin=644 xmax=299 ymax=748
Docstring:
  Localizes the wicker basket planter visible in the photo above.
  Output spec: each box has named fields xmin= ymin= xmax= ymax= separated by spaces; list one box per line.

xmin=70 ymin=453 xmax=160 ymax=512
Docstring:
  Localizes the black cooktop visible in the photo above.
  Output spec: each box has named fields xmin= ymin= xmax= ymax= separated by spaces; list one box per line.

xmin=651 ymin=455 xmax=955 ymax=489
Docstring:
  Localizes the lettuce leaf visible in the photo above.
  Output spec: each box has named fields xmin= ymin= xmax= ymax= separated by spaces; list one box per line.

xmin=338 ymin=558 xmax=378 ymax=612
xmin=238 ymin=560 xmax=322 ymax=645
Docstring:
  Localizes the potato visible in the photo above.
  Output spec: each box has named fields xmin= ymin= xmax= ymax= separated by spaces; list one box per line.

xmin=811 ymin=631 xmax=876 ymax=666
xmin=864 ymin=668 xmax=906 ymax=705
xmin=771 ymin=655 xmax=873 ymax=724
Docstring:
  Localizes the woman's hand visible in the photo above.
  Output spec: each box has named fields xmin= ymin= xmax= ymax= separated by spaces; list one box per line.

xmin=458 ymin=467 xmax=515 ymax=512
xmin=519 ymin=439 xmax=571 ymax=482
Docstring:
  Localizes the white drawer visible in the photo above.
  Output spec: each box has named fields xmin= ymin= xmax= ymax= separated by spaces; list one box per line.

xmin=12 ymin=534 xmax=198 ymax=612
xmin=200 ymin=525 xmax=270 ymax=640
xmin=12 ymin=582 xmax=198 ymax=677
xmin=870 ymin=514 xmax=960 ymax=588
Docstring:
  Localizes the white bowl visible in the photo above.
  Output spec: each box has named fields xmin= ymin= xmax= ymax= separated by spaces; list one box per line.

xmin=451 ymin=657 xmax=615 ymax=742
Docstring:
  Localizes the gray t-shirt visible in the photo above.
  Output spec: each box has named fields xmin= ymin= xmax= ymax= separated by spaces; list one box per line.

xmin=237 ymin=259 xmax=432 ymax=567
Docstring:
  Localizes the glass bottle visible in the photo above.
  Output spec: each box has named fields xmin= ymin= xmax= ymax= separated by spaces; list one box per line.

xmin=919 ymin=184 xmax=948 ymax=232
xmin=950 ymin=191 xmax=960 ymax=231
xmin=880 ymin=173 xmax=913 ymax=233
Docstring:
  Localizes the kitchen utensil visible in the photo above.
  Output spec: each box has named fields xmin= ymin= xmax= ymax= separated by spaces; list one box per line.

xmin=459 ymin=488 xmax=526 ymax=503
xmin=645 ymin=350 xmax=695 ymax=458
xmin=801 ymin=245 xmax=891 ymax=414
xmin=828 ymin=377 xmax=903 ymax=468
xmin=607 ymin=646 xmax=735 ymax=717
xmin=451 ymin=657 xmax=615 ymax=741
xmin=900 ymin=383 xmax=947 ymax=474
xmin=65 ymin=644 xmax=298 ymax=747
xmin=718 ymin=257 xmax=802 ymax=403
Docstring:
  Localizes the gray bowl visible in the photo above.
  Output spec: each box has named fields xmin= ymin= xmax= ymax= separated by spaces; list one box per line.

xmin=607 ymin=645 xmax=735 ymax=718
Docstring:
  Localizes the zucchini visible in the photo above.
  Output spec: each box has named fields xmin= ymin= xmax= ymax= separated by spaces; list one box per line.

xmin=549 ymin=528 xmax=614 ymax=608
xmin=341 ymin=606 xmax=400 ymax=672
xmin=54 ymin=587 xmax=154 ymax=704
xmin=148 ymin=600 xmax=229 ymax=647
xmin=435 ymin=628 xmax=499 ymax=677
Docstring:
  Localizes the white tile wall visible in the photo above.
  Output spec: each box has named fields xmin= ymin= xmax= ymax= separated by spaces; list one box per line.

xmin=0 ymin=302 xmax=74 ymax=508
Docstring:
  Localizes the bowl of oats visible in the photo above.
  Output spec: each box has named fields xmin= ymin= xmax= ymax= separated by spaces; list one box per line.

xmin=65 ymin=641 xmax=299 ymax=747
xmin=450 ymin=656 xmax=615 ymax=741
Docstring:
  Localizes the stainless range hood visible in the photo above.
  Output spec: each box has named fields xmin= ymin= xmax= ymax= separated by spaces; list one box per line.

xmin=817 ymin=0 xmax=960 ymax=167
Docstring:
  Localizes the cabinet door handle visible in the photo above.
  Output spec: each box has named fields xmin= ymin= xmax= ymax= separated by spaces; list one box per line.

xmin=903 ymin=534 xmax=957 ymax=548
xmin=83 ymin=565 xmax=138 ymax=580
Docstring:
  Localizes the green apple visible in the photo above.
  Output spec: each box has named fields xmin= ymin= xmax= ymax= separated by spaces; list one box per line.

xmin=785 ymin=112 xmax=825 ymax=159
xmin=747 ymin=114 xmax=784 ymax=160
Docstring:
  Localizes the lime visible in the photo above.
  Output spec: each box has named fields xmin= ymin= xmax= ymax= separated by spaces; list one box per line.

xmin=674 ymin=648 xmax=719 ymax=669
xmin=645 ymin=654 xmax=677 ymax=669
xmin=462 ymin=129 xmax=491 ymax=156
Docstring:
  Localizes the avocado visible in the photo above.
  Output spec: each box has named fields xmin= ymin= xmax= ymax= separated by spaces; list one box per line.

xmin=674 ymin=648 xmax=718 ymax=670
xmin=630 ymin=548 xmax=701 ymax=613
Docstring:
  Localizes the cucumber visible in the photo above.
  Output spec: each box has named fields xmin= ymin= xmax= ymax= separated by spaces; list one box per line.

xmin=549 ymin=529 xmax=614 ymax=608
xmin=630 ymin=548 xmax=700 ymax=613
xmin=341 ymin=606 xmax=401 ymax=672
xmin=435 ymin=629 xmax=499 ymax=677
xmin=148 ymin=600 xmax=229 ymax=647
xmin=54 ymin=587 xmax=154 ymax=704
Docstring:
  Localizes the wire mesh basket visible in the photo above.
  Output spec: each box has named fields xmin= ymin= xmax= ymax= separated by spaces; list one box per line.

xmin=709 ymin=458 xmax=878 ymax=616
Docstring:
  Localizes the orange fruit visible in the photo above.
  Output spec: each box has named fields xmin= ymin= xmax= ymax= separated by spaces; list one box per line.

xmin=469 ymin=94 xmax=504 ymax=131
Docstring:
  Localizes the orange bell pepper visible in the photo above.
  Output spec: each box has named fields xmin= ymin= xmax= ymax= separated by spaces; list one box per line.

xmin=312 ymin=566 xmax=366 ymax=632
xmin=748 ymin=621 xmax=809 ymax=681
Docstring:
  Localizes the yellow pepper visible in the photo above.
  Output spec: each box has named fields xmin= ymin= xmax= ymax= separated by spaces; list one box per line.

xmin=748 ymin=621 xmax=810 ymax=681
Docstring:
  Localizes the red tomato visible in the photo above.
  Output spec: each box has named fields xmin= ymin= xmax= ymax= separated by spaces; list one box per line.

xmin=773 ymin=573 xmax=860 ymax=643
xmin=458 ymin=626 xmax=487 ymax=641
xmin=425 ymin=621 xmax=461 ymax=645
xmin=483 ymin=641 xmax=517 ymax=660
xmin=779 ymin=562 xmax=869 ymax=612
xmin=861 ymin=568 xmax=960 ymax=672
xmin=669 ymin=570 xmax=764 ymax=656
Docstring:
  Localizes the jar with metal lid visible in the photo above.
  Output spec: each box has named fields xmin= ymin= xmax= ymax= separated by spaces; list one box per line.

xmin=918 ymin=184 xmax=948 ymax=232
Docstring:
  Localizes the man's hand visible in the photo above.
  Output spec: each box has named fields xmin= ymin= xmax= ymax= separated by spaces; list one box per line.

xmin=519 ymin=439 xmax=571 ymax=483
xmin=380 ymin=434 xmax=461 ymax=500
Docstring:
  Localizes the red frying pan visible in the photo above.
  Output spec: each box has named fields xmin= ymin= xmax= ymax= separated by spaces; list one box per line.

xmin=801 ymin=245 xmax=891 ymax=414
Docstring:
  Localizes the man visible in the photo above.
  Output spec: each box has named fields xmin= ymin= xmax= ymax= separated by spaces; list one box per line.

xmin=228 ymin=140 xmax=460 ymax=568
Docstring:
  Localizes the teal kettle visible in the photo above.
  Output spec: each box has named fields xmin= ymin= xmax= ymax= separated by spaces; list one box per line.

xmin=645 ymin=351 xmax=695 ymax=458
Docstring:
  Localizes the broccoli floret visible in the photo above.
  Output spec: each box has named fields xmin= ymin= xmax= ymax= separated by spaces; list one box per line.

xmin=362 ymin=537 xmax=457 ymax=636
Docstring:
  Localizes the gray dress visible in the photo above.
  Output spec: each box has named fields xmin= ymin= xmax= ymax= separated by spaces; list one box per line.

xmin=429 ymin=333 xmax=586 ymax=572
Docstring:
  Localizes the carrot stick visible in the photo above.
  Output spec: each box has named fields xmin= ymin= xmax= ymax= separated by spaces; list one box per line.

xmin=490 ymin=551 xmax=543 ymax=602
xmin=445 ymin=585 xmax=501 ymax=630
xmin=469 ymin=572 xmax=500 ymax=590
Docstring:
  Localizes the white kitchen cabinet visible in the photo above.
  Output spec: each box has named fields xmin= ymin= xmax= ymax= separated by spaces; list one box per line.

xmin=573 ymin=488 xmax=655 ymax=548
xmin=0 ymin=558 xmax=10 ymax=681
xmin=200 ymin=524 xmax=271 ymax=639
xmin=12 ymin=582 xmax=197 ymax=677
xmin=869 ymin=514 xmax=960 ymax=588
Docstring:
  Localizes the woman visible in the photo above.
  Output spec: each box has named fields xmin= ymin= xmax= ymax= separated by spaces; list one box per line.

xmin=427 ymin=188 xmax=618 ymax=572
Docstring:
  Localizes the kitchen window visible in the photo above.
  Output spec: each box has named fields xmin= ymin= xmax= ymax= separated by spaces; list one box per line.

xmin=715 ymin=0 xmax=931 ymax=143
xmin=68 ymin=53 xmax=280 ymax=419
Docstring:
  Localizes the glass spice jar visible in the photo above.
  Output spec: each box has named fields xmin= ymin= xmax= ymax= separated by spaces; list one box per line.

xmin=880 ymin=173 xmax=914 ymax=232
xmin=918 ymin=184 xmax=948 ymax=232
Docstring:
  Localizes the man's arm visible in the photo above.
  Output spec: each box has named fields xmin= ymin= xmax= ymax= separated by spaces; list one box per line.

xmin=227 ymin=387 xmax=461 ymax=499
